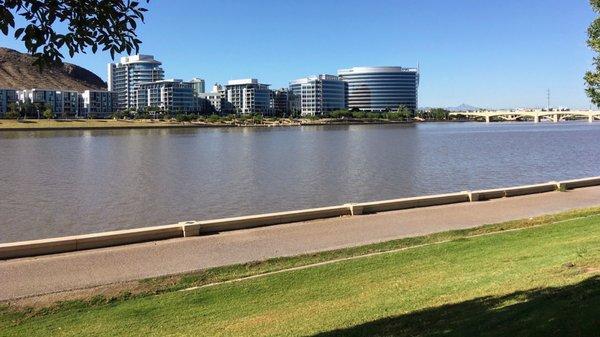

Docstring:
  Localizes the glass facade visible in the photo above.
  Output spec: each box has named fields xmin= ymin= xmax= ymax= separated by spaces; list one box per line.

xmin=289 ymin=75 xmax=346 ymax=116
xmin=338 ymin=66 xmax=419 ymax=112
xmin=0 ymin=89 xmax=17 ymax=116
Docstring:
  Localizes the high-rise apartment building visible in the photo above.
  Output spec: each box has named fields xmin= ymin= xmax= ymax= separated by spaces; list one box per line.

xmin=225 ymin=79 xmax=272 ymax=115
xmin=190 ymin=78 xmax=205 ymax=95
xmin=289 ymin=75 xmax=346 ymax=116
xmin=337 ymin=66 xmax=419 ymax=112
xmin=108 ymin=55 xmax=164 ymax=111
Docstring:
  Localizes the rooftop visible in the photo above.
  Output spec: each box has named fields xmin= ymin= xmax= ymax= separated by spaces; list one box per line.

xmin=337 ymin=66 xmax=418 ymax=75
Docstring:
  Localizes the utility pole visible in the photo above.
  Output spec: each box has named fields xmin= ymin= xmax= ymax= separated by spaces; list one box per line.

xmin=546 ymin=88 xmax=550 ymax=111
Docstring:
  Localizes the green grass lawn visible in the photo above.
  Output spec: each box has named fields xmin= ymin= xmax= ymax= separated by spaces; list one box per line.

xmin=1 ymin=211 xmax=599 ymax=336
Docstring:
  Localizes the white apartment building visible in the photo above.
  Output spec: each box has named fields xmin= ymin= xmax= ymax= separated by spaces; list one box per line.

xmin=81 ymin=90 xmax=118 ymax=118
xmin=18 ymin=89 xmax=82 ymax=117
xmin=108 ymin=55 xmax=164 ymax=110
xmin=197 ymin=92 xmax=222 ymax=112
xmin=134 ymin=79 xmax=197 ymax=113
xmin=225 ymin=79 xmax=272 ymax=115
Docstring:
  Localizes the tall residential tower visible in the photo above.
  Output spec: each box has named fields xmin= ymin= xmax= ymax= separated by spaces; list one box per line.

xmin=108 ymin=55 xmax=164 ymax=111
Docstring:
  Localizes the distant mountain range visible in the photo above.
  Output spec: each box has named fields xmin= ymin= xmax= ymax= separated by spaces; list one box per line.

xmin=0 ymin=47 xmax=106 ymax=91
xmin=420 ymin=104 xmax=481 ymax=111
xmin=445 ymin=104 xmax=480 ymax=111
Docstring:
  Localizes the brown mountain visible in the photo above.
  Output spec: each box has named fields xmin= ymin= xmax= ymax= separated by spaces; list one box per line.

xmin=0 ymin=47 xmax=106 ymax=91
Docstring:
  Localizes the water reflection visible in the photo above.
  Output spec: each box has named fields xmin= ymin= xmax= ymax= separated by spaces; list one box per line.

xmin=0 ymin=122 xmax=598 ymax=242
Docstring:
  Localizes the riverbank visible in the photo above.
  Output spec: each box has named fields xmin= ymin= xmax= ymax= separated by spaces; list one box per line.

xmin=0 ymin=118 xmax=410 ymax=131
xmin=2 ymin=183 xmax=599 ymax=304
xmin=1 ymin=206 xmax=598 ymax=336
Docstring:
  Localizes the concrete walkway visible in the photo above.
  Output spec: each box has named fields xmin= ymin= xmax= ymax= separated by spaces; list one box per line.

xmin=2 ymin=187 xmax=600 ymax=301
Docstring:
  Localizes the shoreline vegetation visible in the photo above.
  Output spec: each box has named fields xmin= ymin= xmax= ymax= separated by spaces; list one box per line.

xmin=1 ymin=206 xmax=599 ymax=336
xmin=0 ymin=108 xmax=458 ymax=131
xmin=0 ymin=116 xmax=419 ymax=131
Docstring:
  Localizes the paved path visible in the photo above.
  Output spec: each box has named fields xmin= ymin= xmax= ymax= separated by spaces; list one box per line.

xmin=2 ymin=187 xmax=600 ymax=301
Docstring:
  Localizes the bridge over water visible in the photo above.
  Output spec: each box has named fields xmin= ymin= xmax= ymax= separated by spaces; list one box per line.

xmin=449 ymin=110 xmax=600 ymax=123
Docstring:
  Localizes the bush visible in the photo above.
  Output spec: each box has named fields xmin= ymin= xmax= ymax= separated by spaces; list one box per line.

xmin=135 ymin=111 xmax=150 ymax=119
xmin=43 ymin=108 xmax=54 ymax=119
xmin=384 ymin=112 xmax=401 ymax=120
xmin=207 ymin=114 xmax=221 ymax=123
xmin=330 ymin=109 xmax=352 ymax=119
xmin=366 ymin=112 xmax=381 ymax=119
xmin=351 ymin=111 xmax=365 ymax=119
xmin=175 ymin=114 xmax=193 ymax=122
xmin=5 ymin=109 xmax=20 ymax=119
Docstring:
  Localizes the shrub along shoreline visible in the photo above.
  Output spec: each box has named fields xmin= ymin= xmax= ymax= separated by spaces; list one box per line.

xmin=0 ymin=116 xmax=414 ymax=131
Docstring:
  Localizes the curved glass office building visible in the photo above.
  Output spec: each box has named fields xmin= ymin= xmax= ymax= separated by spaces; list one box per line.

xmin=337 ymin=66 xmax=419 ymax=112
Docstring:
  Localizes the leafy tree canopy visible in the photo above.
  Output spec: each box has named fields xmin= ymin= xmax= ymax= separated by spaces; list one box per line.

xmin=0 ymin=0 xmax=149 ymax=68
xmin=585 ymin=0 xmax=600 ymax=106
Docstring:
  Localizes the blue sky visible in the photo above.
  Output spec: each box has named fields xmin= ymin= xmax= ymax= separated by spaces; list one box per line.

xmin=0 ymin=0 xmax=596 ymax=108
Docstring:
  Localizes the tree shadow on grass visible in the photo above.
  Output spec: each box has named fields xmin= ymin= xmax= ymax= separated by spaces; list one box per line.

xmin=311 ymin=276 xmax=599 ymax=337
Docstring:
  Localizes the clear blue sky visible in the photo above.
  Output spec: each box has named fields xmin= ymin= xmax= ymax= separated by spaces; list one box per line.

xmin=0 ymin=0 xmax=596 ymax=108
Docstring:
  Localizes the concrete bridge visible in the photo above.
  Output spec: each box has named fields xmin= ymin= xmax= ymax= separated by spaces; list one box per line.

xmin=449 ymin=110 xmax=600 ymax=123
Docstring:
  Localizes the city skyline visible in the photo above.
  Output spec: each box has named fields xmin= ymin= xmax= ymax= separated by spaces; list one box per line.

xmin=0 ymin=0 xmax=595 ymax=109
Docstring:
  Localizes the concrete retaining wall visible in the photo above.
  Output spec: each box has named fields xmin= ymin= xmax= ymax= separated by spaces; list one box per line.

xmin=351 ymin=192 xmax=470 ymax=215
xmin=558 ymin=176 xmax=600 ymax=190
xmin=470 ymin=182 xmax=559 ymax=201
xmin=182 ymin=205 xmax=351 ymax=236
xmin=0 ymin=224 xmax=182 ymax=259
xmin=2 ymin=177 xmax=600 ymax=259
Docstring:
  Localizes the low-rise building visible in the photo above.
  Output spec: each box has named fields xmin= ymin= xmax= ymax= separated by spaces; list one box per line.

xmin=226 ymin=79 xmax=272 ymax=115
xmin=81 ymin=90 xmax=118 ymax=118
xmin=0 ymin=88 xmax=18 ymax=117
xmin=289 ymin=75 xmax=346 ymax=116
xmin=134 ymin=79 xmax=197 ymax=113
xmin=18 ymin=89 xmax=82 ymax=117
xmin=197 ymin=92 xmax=222 ymax=114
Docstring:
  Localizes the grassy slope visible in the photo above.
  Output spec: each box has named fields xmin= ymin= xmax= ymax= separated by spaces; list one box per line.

xmin=1 ymin=213 xmax=599 ymax=337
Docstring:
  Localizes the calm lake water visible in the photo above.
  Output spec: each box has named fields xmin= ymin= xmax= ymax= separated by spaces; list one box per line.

xmin=1 ymin=122 xmax=599 ymax=243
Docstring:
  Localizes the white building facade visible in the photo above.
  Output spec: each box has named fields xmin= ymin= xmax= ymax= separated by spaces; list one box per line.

xmin=134 ymin=79 xmax=197 ymax=113
xmin=81 ymin=90 xmax=118 ymax=118
xmin=108 ymin=55 xmax=164 ymax=111
xmin=225 ymin=79 xmax=272 ymax=115
xmin=289 ymin=75 xmax=346 ymax=116
xmin=190 ymin=78 xmax=205 ymax=95
xmin=18 ymin=89 xmax=82 ymax=117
